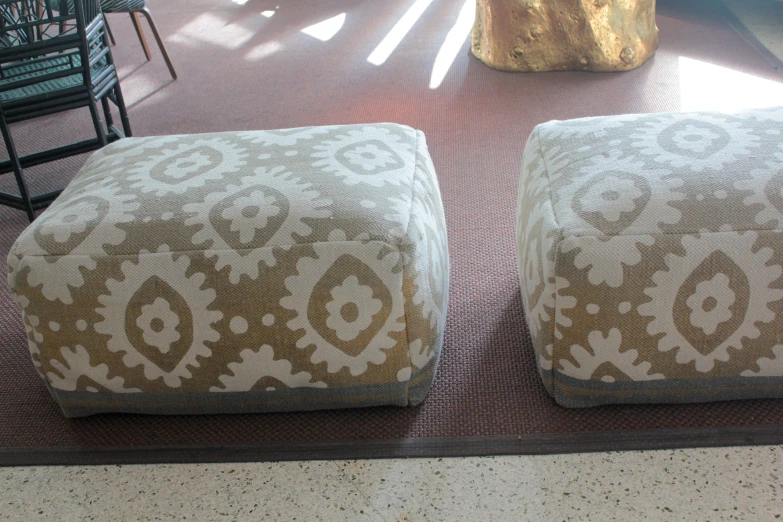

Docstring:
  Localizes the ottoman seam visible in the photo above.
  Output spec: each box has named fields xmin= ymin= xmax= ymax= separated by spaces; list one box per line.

xmin=16 ymin=228 xmax=783 ymax=259
xmin=536 ymin=126 xmax=563 ymax=400
xmin=400 ymin=130 xmax=423 ymax=403
xmin=12 ymin=241 xmax=406 ymax=259
xmin=543 ymin=228 xmax=783 ymax=239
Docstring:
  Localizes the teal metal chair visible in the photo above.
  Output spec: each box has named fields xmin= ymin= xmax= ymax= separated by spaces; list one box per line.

xmin=103 ymin=0 xmax=176 ymax=79
xmin=0 ymin=0 xmax=131 ymax=221
xmin=54 ymin=0 xmax=176 ymax=80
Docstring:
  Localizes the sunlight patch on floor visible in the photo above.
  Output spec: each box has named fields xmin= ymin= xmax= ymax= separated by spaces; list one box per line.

xmin=245 ymin=41 xmax=283 ymax=61
xmin=367 ymin=0 xmax=435 ymax=66
xmin=301 ymin=13 xmax=346 ymax=42
xmin=122 ymin=73 xmax=169 ymax=108
xmin=429 ymin=0 xmax=474 ymax=89
xmin=679 ymin=57 xmax=783 ymax=112
xmin=169 ymin=13 xmax=255 ymax=50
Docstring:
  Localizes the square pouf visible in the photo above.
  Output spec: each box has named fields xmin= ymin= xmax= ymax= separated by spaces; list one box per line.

xmin=8 ymin=123 xmax=449 ymax=417
xmin=516 ymin=107 xmax=783 ymax=407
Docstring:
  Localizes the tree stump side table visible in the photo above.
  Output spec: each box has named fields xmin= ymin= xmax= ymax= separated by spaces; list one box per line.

xmin=471 ymin=0 xmax=659 ymax=72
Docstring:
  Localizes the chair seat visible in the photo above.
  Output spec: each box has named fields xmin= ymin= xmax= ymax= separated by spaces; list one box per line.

xmin=51 ymin=0 xmax=148 ymax=14
xmin=100 ymin=0 xmax=148 ymax=12
xmin=0 ymin=52 xmax=109 ymax=103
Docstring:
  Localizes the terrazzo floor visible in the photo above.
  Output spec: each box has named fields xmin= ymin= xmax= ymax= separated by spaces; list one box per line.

xmin=2 ymin=446 xmax=781 ymax=521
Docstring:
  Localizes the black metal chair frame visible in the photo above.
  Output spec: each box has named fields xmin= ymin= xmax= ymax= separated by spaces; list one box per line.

xmin=0 ymin=0 xmax=131 ymax=221
xmin=104 ymin=4 xmax=176 ymax=80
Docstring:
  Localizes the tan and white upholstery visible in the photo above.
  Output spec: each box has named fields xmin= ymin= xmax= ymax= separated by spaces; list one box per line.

xmin=516 ymin=108 xmax=783 ymax=407
xmin=8 ymin=124 xmax=449 ymax=417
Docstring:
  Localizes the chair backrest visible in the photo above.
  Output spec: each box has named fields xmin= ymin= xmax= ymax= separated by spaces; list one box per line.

xmin=0 ymin=1 xmax=101 ymax=45
xmin=0 ymin=0 xmax=109 ymax=101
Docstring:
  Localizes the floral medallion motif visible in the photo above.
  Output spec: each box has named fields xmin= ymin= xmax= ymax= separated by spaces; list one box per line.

xmin=184 ymin=167 xmax=332 ymax=283
xmin=94 ymin=246 xmax=223 ymax=388
xmin=638 ymin=232 xmax=783 ymax=372
xmin=325 ymin=276 xmax=383 ymax=342
xmin=556 ymin=152 xmax=683 ymax=287
xmin=630 ymin=114 xmax=760 ymax=172
xmin=136 ymin=297 xmax=182 ymax=354
xmin=312 ymin=126 xmax=415 ymax=187
xmin=126 ymin=137 xmax=248 ymax=196
xmin=280 ymin=230 xmax=406 ymax=376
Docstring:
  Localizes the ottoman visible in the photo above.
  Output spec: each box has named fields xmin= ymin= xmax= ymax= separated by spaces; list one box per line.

xmin=8 ymin=123 xmax=449 ymax=417
xmin=516 ymin=107 xmax=783 ymax=407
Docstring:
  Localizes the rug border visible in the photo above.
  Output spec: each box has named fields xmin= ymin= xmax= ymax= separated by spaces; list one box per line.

xmin=2 ymin=425 xmax=781 ymax=466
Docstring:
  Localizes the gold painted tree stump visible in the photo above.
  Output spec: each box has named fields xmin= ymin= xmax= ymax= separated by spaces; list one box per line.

xmin=471 ymin=0 xmax=659 ymax=72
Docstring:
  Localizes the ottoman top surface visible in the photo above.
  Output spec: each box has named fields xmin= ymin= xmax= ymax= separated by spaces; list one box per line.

xmin=526 ymin=108 xmax=783 ymax=238
xmin=12 ymin=123 xmax=431 ymax=259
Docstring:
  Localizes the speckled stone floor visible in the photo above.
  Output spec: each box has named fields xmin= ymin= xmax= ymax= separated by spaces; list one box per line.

xmin=2 ymin=446 xmax=781 ymax=521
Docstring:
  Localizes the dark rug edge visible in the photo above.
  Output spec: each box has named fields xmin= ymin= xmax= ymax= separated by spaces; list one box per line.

xmin=3 ymin=425 xmax=782 ymax=467
xmin=716 ymin=0 xmax=783 ymax=77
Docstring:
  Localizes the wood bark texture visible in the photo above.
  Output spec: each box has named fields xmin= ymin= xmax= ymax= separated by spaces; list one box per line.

xmin=471 ymin=0 xmax=659 ymax=72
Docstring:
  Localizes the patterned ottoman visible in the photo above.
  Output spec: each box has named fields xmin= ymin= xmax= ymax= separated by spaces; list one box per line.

xmin=516 ymin=107 xmax=783 ymax=407
xmin=8 ymin=123 xmax=449 ymax=417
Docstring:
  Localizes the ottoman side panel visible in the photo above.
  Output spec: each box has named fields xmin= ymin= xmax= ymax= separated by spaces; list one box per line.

xmin=516 ymin=127 xmax=562 ymax=397
xmin=533 ymin=109 xmax=783 ymax=407
xmin=402 ymin=131 xmax=450 ymax=405
xmin=6 ymin=243 xmax=47 ymax=379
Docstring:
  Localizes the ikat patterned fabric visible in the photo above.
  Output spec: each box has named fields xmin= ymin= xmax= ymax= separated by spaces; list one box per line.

xmin=516 ymin=108 xmax=783 ymax=407
xmin=8 ymin=124 xmax=449 ymax=417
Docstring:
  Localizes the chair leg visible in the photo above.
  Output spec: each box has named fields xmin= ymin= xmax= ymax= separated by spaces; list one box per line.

xmin=129 ymin=12 xmax=152 ymax=62
xmin=105 ymin=15 xmax=117 ymax=46
xmin=0 ymin=113 xmax=35 ymax=222
xmin=88 ymin=98 xmax=108 ymax=147
xmin=139 ymin=8 xmax=177 ymax=80
xmin=113 ymin=84 xmax=133 ymax=138
xmin=101 ymin=96 xmax=115 ymax=129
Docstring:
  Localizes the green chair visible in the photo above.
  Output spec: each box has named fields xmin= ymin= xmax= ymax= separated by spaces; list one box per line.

xmin=0 ymin=0 xmax=131 ymax=221
xmin=54 ymin=1 xmax=177 ymax=80
xmin=99 ymin=0 xmax=176 ymax=80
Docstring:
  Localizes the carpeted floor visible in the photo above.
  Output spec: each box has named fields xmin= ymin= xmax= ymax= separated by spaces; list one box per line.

xmin=1 ymin=0 xmax=782 ymax=466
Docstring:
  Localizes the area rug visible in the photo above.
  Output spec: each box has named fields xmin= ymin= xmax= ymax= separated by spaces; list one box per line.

xmin=1 ymin=0 xmax=782 ymax=466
